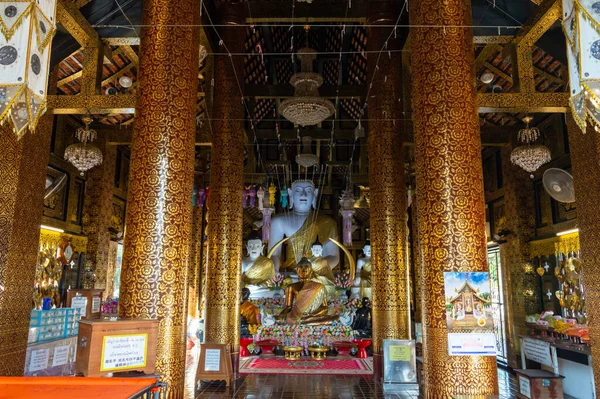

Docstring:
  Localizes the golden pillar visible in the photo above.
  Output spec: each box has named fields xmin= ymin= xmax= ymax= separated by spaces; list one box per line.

xmin=203 ymin=2 xmax=245 ymax=377
xmin=566 ymin=117 xmax=600 ymax=393
xmin=410 ymin=0 xmax=499 ymax=394
xmin=117 ymin=0 xmax=201 ymax=395
xmin=367 ymin=2 xmax=410 ymax=378
xmin=411 ymin=194 xmax=423 ymax=325
xmin=82 ymin=131 xmax=117 ymax=291
xmin=188 ymin=205 xmax=204 ymax=319
xmin=498 ymin=142 xmax=536 ymax=368
xmin=0 ymin=115 xmax=54 ymax=374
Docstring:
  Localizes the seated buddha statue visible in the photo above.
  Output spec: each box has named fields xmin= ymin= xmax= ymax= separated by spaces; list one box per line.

xmin=275 ymin=257 xmax=339 ymax=325
xmin=309 ymin=236 xmax=336 ymax=299
xmin=241 ymin=230 xmax=276 ymax=299
xmin=268 ymin=180 xmax=339 ymax=272
xmin=354 ymin=241 xmax=372 ymax=299
xmin=240 ymin=288 xmax=261 ymax=337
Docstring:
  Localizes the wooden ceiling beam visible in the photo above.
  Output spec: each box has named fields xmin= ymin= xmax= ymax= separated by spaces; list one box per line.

xmin=47 ymin=94 xmax=136 ymax=114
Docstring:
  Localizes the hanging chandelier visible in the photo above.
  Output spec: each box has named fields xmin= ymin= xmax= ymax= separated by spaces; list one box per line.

xmin=510 ymin=116 xmax=551 ymax=175
xmin=562 ymin=0 xmax=600 ymax=133
xmin=279 ymin=28 xmax=335 ymax=127
xmin=64 ymin=116 xmax=103 ymax=176
xmin=0 ymin=0 xmax=58 ymax=138
xmin=295 ymin=136 xmax=319 ymax=168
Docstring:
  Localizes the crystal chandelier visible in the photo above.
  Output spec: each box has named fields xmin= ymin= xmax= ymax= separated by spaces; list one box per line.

xmin=64 ymin=116 xmax=103 ymax=176
xmin=295 ymin=136 xmax=319 ymax=168
xmin=279 ymin=31 xmax=335 ymax=126
xmin=562 ymin=0 xmax=600 ymax=133
xmin=510 ymin=116 xmax=551 ymax=175
xmin=0 ymin=0 xmax=58 ymax=138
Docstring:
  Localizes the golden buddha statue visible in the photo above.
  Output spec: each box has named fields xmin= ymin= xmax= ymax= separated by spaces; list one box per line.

xmin=275 ymin=257 xmax=339 ymax=325
xmin=355 ymin=241 xmax=372 ymax=299
xmin=240 ymin=288 xmax=261 ymax=336
xmin=241 ymin=230 xmax=276 ymax=298
xmin=268 ymin=180 xmax=339 ymax=272
xmin=309 ymin=236 xmax=336 ymax=299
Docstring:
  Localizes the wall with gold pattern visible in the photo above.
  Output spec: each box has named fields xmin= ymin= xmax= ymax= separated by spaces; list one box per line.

xmin=410 ymin=0 xmax=498 ymax=394
xmin=117 ymin=0 xmax=201 ymax=396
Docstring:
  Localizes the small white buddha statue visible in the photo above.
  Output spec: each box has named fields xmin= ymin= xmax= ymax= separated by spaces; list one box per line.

xmin=242 ymin=230 xmax=276 ymax=299
xmin=354 ymin=241 xmax=372 ymax=299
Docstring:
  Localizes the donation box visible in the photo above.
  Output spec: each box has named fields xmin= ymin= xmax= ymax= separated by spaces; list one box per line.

xmin=75 ymin=318 xmax=158 ymax=377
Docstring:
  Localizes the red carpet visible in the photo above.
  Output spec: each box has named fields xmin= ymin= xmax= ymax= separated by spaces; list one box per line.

xmin=239 ymin=357 xmax=373 ymax=375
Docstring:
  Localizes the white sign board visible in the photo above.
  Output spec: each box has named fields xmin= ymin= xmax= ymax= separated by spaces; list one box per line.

xmin=52 ymin=345 xmax=70 ymax=367
xmin=29 ymin=348 xmax=49 ymax=372
xmin=100 ymin=334 xmax=147 ymax=371
xmin=91 ymin=297 xmax=101 ymax=313
xmin=519 ymin=375 xmax=531 ymax=398
xmin=448 ymin=333 xmax=497 ymax=356
xmin=204 ymin=349 xmax=221 ymax=371
xmin=71 ymin=296 xmax=87 ymax=317
xmin=522 ymin=337 xmax=554 ymax=368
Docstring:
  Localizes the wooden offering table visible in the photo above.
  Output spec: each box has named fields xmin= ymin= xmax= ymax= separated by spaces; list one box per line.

xmin=75 ymin=318 xmax=158 ymax=377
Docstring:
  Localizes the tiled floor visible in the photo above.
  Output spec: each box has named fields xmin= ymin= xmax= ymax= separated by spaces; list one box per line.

xmin=195 ymin=367 xmax=534 ymax=398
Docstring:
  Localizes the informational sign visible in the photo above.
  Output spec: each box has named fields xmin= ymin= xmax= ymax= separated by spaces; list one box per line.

xmin=448 ymin=333 xmax=497 ymax=356
xmin=522 ymin=337 xmax=554 ymax=368
xmin=91 ymin=297 xmax=101 ymax=313
xmin=52 ymin=345 xmax=70 ymax=367
xmin=204 ymin=349 xmax=221 ymax=371
xmin=443 ymin=272 xmax=494 ymax=332
xmin=71 ymin=296 xmax=87 ymax=317
xmin=519 ymin=375 xmax=531 ymax=398
xmin=29 ymin=348 xmax=49 ymax=372
xmin=383 ymin=339 xmax=417 ymax=385
xmin=100 ymin=334 xmax=147 ymax=372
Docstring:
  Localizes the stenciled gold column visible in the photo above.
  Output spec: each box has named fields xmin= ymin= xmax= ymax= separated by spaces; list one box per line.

xmin=367 ymin=1 xmax=410 ymax=378
xmin=188 ymin=204 xmax=204 ymax=319
xmin=410 ymin=0 xmax=499 ymax=395
xmin=203 ymin=2 xmax=245 ymax=377
xmin=117 ymin=0 xmax=201 ymax=395
xmin=82 ymin=131 xmax=117 ymax=291
xmin=566 ymin=116 xmax=600 ymax=393
xmin=0 ymin=114 xmax=54 ymax=375
xmin=411 ymin=193 xmax=423 ymax=325
xmin=499 ymin=142 xmax=536 ymax=369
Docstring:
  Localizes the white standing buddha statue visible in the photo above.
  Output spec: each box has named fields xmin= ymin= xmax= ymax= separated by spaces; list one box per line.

xmin=268 ymin=180 xmax=340 ymax=272
xmin=354 ymin=241 xmax=372 ymax=299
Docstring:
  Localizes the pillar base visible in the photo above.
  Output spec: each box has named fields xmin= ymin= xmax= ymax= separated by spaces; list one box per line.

xmin=231 ymin=352 xmax=240 ymax=379
xmin=373 ymin=353 xmax=383 ymax=381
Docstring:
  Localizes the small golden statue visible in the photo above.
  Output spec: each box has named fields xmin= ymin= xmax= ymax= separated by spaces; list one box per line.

xmin=242 ymin=230 xmax=276 ymax=298
xmin=355 ymin=241 xmax=372 ymax=299
xmin=275 ymin=257 xmax=339 ymax=325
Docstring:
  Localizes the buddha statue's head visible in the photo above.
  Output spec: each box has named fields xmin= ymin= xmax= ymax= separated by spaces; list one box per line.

xmin=296 ymin=257 xmax=314 ymax=281
xmin=311 ymin=236 xmax=323 ymax=258
xmin=363 ymin=241 xmax=371 ymax=258
xmin=288 ymin=180 xmax=318 ymax=215
xmin=246 ymin=230 xmax=264 ymax=260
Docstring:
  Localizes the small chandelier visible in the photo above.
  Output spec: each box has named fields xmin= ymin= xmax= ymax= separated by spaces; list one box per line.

xmin=295 ymin=136 xmax=319 ymax=168
xmin=510 ymin=116 xmax=551 ymax=175
xmin=279 ymin=27 xmax=335 ymax=126
xmin=64 ymin=116 xmax=103 ymax=176
xmin=0 ymin=0 xmax=58 ymax=138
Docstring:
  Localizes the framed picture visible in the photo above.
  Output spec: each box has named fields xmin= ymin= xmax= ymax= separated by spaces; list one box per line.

xmin=43 ymin=166 xmax=69 ymax=221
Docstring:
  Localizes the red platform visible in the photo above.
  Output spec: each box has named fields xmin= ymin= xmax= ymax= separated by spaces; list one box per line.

xmin=352 ymin=339 xmax=371 ymax=359
xmin=332 ymin=341 xmax=357 ymax=356
xmin=255 ymin=339 xmax=279 ymax=355
xmin=240 ymin=338 xmax=254 ymax=357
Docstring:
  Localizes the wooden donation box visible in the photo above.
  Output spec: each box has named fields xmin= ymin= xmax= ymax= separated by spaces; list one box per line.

xmin=66 ymin=289 xmax=104 ymax=320
xmin=75 ymin=318 xmax=158 ymax=377
xmin=196 ymin=343 xmax=233 ymax=386
xmin=515 ymin=369 xmax=564 ymax=399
